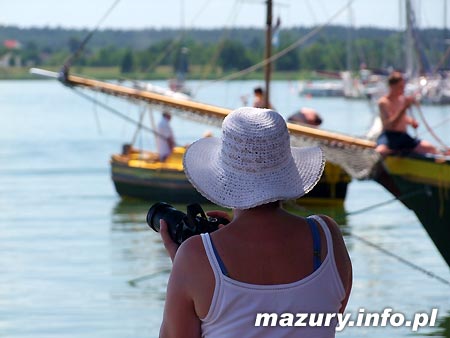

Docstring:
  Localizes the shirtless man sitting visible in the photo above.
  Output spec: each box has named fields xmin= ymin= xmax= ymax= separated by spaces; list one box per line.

xmin=376 ymin=71 xmax=438 ymax=156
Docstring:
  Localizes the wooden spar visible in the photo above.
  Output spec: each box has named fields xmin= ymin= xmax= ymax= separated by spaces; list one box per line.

xmin=67 ymin=74 xmax=231 ymax=118
xmin=287 ymin=122 xmax=376 ymax=149
xmin=65 ymin=73 xmax=376 ymax=149
xmin=30 ymin=68 xmax=376 ymax=150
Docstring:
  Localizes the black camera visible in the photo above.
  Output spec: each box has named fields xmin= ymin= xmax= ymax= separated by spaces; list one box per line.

xmin=146 ymin=202 xmax=230 ymax=245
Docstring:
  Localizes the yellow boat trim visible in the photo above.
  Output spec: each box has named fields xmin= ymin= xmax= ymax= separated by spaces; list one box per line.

xmin=114 ymin=147 xmax=351 ymax=183
xmin=112 ymin=147 xmax=185 ymax=171
xmin=384 ymin=156 xmax=450 ymax=187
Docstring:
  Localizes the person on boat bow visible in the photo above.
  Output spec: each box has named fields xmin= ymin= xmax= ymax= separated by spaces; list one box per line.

xmin=252 ymin=86 xmax=274 ymax=109
xmin=375 ymin=71 xmax=439 ymax=156
xmin=288 ymin=107 xmax=323 ymax=127
xmin=156 ymin=111 xmax=176 ymax=161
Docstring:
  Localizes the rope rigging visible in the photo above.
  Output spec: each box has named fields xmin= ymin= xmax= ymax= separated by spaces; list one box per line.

xmin=61 ymin=0 xmax=122 ymax=74
xmin=303 ymin=0 xmax=346 ymax=70
xmin=72 ymin=88 xmax=178 ymax=146
xmin=414 ymin=104 xmax=450 ymax=151
xmin=119 ymin=0 xmax=213 ymax=83
xmin=194 ymin=0 xmax=355 ymax=92
xmin=198 ymin=0 xmax=242 ymax=82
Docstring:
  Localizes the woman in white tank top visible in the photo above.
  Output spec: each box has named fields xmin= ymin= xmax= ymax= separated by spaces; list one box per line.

xmin=158 ymin=108 xmax=352 ymax=338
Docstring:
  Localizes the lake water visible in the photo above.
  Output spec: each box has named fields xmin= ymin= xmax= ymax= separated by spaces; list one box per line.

xmin=1 ymin=79 xmax=449 ymax=337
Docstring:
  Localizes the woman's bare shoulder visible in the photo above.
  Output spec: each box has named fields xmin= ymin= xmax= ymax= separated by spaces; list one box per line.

xmin=316 ymin=214 xmax=341 ymax=234
xmin=171 ymin=235 xmax=216 ymax=319
xmin=173 ymin=235 xmax=209 ymax=274
xmin=315 ymin=214 xmax=348 ymax=257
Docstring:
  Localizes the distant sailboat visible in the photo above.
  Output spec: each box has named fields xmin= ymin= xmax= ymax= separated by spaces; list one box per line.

xmin=404 ymin=0 xmax=450 ymax=104
xmin=169 ymin=46 xmax=191 ymax=95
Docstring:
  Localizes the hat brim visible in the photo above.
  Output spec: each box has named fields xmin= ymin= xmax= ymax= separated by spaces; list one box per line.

xmin=183 ymin=137 xmax=325 ymax=209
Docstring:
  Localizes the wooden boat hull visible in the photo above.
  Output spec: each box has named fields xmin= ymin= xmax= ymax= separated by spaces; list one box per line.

xmin=111 ymin=147 xmax=351 ymax=205
xmin=112 ymin=163 xmax=210 ymax=203
xmin=296 ymin=162 xmax=351 ymax=205
xmin=378 ymin=154 xmax=450 ymax=266
xmin=111 ymin=147 xmax=210 ymax=204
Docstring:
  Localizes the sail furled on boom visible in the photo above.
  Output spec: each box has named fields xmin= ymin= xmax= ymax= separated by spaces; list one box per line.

xmin=61 ymin=73 xmax=380 ymax=179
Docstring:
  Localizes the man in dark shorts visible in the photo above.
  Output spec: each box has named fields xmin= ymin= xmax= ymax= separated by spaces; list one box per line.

xmin=376 ymin=71 xmax=438 ymax=155
xmin=377 ymin=130 xmax=420 ymax=151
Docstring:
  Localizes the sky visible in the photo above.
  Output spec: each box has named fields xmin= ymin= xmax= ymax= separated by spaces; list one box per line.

xmin=1 ymin=0 xmax=449 ymax=30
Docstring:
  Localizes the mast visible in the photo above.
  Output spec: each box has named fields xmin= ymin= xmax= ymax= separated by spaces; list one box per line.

xmin=445 ymin=0 xmax=448 ymax=61
xmin=264 ymin=0 xmax=273 ymax=108
xmin=346 ymin=4 xmax=353 ymax=71
xmin=405 ymin=0 xmax=415 ymax=77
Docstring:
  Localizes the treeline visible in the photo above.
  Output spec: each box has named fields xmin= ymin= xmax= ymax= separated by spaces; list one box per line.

xmin=1 ymin=25 xmax=449 ymax=75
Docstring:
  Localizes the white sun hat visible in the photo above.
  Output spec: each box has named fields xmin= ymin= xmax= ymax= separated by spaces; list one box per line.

xmin=183 ymin=107 xmax=325 ymax=209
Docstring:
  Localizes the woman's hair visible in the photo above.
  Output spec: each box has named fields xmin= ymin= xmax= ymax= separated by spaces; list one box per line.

xmin=252 ymin=201 xmax=281 ymax=209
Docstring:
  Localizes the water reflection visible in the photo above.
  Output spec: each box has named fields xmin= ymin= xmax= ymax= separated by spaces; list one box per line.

xmin=112 ymin=198 xmax=349 ymax=231
xmin=111 ymin=198 xmax=230 ymax=230
xmin=110 ymin=198 xmax=352 ymax=263
xmin=111 ymin=198 xmax=151 ymax=230
xmin=107 ymin=198 xmax=170 ymax=338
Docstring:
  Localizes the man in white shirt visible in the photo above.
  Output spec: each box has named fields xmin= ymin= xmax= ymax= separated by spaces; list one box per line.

xmin=156 ymin=111 xmax=175 ymax=161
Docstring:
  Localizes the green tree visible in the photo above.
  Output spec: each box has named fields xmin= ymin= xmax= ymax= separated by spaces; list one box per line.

xmin=120 ymin=49 xmax=135 ymax=73
xmin=299 ymin=44 xmax=326 ymax=70
xmin=68 ymin=37 xmax=81 ymax=53
xmin=21 ymin=41 xmax=41 ymax=66
xmin=275 ymin=33 xmax=299 ymax=71
xmin=173 ymin=46 xmax=189 ymax=75
xmin=219 ymin=40 xmax=252 ymax=71
xmin=90 ymin=46 xmax=122 ymax=67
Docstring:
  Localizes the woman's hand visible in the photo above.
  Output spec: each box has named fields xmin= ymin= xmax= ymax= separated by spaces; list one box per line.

xmin=206 ymin=210 xmax=232 ymax=228
xmin=160 ymin=210 xmax=231 ymax=262
xmin=160 ymin=219 xmax=179 ymax=262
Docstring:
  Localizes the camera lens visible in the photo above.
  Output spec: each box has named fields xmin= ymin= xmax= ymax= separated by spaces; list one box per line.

xmin=146 ymin=202 xmax=186 ymax=233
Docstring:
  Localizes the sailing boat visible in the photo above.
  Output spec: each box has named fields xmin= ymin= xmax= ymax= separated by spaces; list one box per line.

xmin=369 ymin=1 xmax=450 ymax=266
xmin=30 ymin=67 xmax=450 ymax=267
xmin=126 ymin=0 xmax=350 ymax=205
xmin=30 ymin=3 xmax=450 ymax=267
xmin=111 ymin=146 xmax=208 ymax=203
xmin=375 ymin=153 xmax=450 ymax=266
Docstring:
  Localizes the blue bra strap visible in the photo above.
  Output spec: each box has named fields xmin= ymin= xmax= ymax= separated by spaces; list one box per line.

xmin=209 ymin=235 xmax=229 ymax=277
xmin=306 ymin=217 xmax=322 ymax=271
